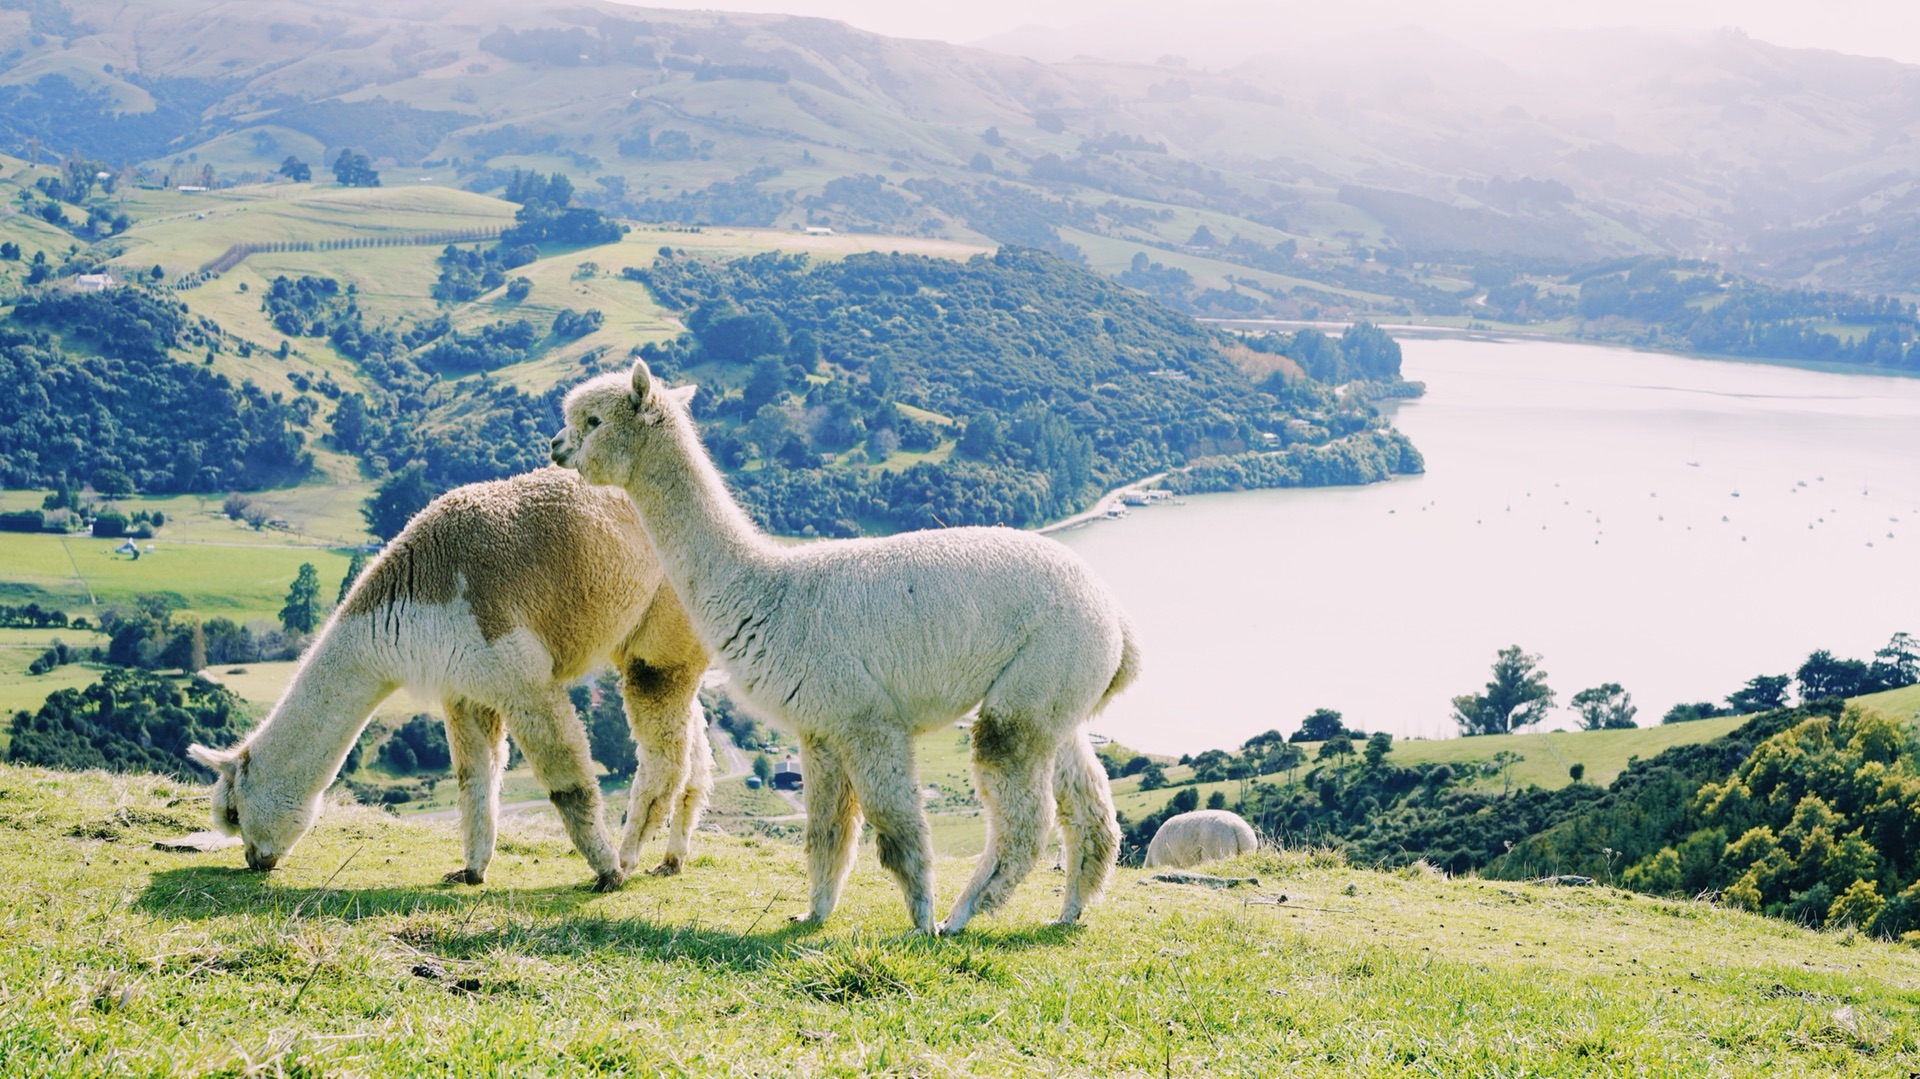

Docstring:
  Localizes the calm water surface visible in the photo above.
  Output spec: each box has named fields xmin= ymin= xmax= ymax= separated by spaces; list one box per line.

xmin=1056 ymin=338 xmax=1920 ymax=753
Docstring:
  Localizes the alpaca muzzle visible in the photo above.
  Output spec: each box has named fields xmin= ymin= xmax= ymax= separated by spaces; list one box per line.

xmin=245 ymin=844 xmax=279 ymax=871
xmin=550 ymin=434 xmax=572 ymax=466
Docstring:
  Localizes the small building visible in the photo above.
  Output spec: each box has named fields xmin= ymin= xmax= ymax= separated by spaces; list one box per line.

xmin=74 ymin=273 xmax=116 ymax=292
xmin=804 ymin=226 xmax=834 ymax=236
xmin=744 ymin=775 xmax=763 ymax=789
xmin=771 ymin=759 xmax=803 ymax=791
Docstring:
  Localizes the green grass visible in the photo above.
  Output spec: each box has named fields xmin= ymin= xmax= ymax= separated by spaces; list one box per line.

xmin=0 ymin=530 xmax=356 ymax=624
xmin=2 ymin=763 xmax=1917 ymax=1075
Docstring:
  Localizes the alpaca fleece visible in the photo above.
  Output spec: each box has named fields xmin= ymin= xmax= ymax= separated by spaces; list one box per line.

xmin=1145 ymin=810 xmax=1259 ymax=869
xmin=551 ymin=361 xmax=1140 ymax=933
xmin=190 ymin=467 xmax=710 ymax=890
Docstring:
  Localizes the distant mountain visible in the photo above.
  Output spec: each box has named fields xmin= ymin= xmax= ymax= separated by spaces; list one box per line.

xmin=0 ymin=1 xmax=1915 ymax=301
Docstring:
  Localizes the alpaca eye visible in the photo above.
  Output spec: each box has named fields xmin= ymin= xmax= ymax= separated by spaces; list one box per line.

xmin=586 ymin=416 xmax=601 ymax=429
xmin=226 ymin=808 xmax=240 ymax=827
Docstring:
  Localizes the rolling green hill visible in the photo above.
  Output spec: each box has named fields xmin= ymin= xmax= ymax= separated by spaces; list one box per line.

xmin=2 ymin=0 xmax=1916 ymax=326
xmin=1 ymin=762 xmax=1916 ymax=1075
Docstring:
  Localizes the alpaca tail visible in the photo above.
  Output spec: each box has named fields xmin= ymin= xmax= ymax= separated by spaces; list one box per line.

xmin=1093 ymin=613 xmax=1142 ymax=714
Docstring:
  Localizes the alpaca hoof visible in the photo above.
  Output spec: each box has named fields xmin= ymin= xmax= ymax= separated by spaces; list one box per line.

xmin=934 ymin=920 xmax=964 ymax=937
xmin=442 ymin=868 xmax=483 ymax=885
xmin=788 ymin=911 xmax=824 ymax=927
xmin=645 ymin=856 xmax=683 ymax=877
xmin=591 ymin=869 xmax=628 ymax=893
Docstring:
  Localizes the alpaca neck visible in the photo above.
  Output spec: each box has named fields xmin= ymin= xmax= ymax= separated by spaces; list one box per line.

xmin=245 ymin=629 xmax=388 ymax=801
xmin=622 ymin=410 xmax=778 ymax=627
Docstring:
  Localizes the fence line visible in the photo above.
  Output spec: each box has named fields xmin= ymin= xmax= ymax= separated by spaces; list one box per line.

xmin=175 ymin=227 xmax=503 ymax=289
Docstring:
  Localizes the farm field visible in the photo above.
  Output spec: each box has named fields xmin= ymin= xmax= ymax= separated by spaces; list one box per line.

xmin=2 ymin=762 xmax=1915 ymax=1076
xmin=0 ymin=528 xmax=357 ymax=624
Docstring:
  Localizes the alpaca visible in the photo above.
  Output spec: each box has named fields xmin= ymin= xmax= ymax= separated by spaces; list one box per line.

xmin=186 ymin=467 xmax=712 ymax=890
xmin=1145 ymin=810 xmax=1259 ymax=868
xmin=550 ymin=360 xmax=1140 ymax=933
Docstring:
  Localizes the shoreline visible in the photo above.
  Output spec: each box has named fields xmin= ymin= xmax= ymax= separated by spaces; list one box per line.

xmin=1201 ymin=317 xmax=1920 ymax=383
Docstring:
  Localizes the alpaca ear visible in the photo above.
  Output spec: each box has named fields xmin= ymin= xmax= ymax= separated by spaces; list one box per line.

xmin=628 ymin=359 xmax=655 ymax=407
xmin=666 ymin=383 xmax=697 ymax=408
xmin=187 ymin=743 xmax=236 ymax=779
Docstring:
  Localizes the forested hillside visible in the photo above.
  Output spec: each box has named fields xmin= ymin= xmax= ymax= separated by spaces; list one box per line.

xmin=0 ymin=0 xmax=1913 ymax=364
xmin=630 ymin=246 xmax=1419 ymax=533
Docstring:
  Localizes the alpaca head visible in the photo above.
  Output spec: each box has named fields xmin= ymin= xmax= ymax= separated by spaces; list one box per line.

xmin=550 ymin=360 xmax=696 ymax=486
xmin=187 ymin=742 xmax=317 ymax=871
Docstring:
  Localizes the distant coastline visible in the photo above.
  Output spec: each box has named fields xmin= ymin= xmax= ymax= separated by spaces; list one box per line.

xmin=1203 ymin=317 xmax=1920 ymax=383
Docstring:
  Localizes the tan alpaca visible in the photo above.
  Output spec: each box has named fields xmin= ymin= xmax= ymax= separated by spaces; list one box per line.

xmin=551 ymin=362 xmax=1139 ymax=933
xmin=187 ymin=467 xmax=712 ymax=890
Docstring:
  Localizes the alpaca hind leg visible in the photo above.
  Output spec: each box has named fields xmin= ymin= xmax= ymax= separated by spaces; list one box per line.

xmin=659 ymin=700 xmax=713 ymax=875
xmin=1050 ymin=732 xmax=1119 ymax=925
xmin=846 ymin=726 xmax=936 ymax=933
xmin=613 ymin=592 xmax=709 ymax=875
xmin=444 ymin=698 xmax=507 ymax=885
xmin=612 ymin=656 xmax=702 ymax=874
xmin=795 ymin=734 xmax=861 ymax=925
xmin=940 ymin=712 xmax=1055 ymax=936
xmin=498 ymin=684 xmax=625 ymax=890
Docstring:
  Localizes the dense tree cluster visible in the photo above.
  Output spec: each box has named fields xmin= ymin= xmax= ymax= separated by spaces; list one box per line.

xmin=431 ymin=243 xmax=539 ymax=302
xmin=0 ymin=303 xmax=313 ymax=492
xmin=629 ymin=247 xmax=1416 ymax=534
xmin=1497 ymin=699 xmax=1920 ymax=935
xmin=6 ymin=667 xmax=246 ymax=780
xmin=1577 ymin=261 xmax=1920 ymax=372
xmin=377 ymin=713 xmax=451 ymax=774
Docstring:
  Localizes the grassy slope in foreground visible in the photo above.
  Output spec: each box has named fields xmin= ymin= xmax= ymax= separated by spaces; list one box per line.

xmin=3 ymin=766 xmax=1917 ymax=1075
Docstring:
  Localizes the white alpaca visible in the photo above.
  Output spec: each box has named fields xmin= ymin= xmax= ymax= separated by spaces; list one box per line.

xmin=187 ymin=467 xmax=712 ymax=890
xmin=550 ymin=361 xmax=1140 ymax=934
xmin=1145 ymin=810 xmax=1259 ymax=868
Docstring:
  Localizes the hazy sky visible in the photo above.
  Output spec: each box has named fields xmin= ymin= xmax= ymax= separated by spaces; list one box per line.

xmin=622 ymin=0 xmax=1920 ymax=66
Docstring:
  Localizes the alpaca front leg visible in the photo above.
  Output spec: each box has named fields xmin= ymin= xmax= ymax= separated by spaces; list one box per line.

xmin=444 ymin=699 xmax=506 ymax=885
xmin=940 ymin=714 xmax=1054 ymax=936
xmin=848 ymin=727 xmax=937 ymax=933
xmin=1050 ymin=732 xmax=1119 ymax=925
xmin=795 ymin=735 xmax=860 ymax=925
xmin=502 ymin=687 xmax=626 ymax=891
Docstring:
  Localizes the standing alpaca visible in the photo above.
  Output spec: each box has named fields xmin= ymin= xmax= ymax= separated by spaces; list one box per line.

xmin=187 ymin=467 xmax=712 ymax=890
xmin=551 ymin=361 xmax=1139 ymax=933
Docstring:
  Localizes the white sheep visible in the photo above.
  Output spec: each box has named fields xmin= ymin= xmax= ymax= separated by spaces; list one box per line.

xmin=549 ymin=361 xmax=1140 ymax=934
xmin=1145 ymin=810 xmax=1260 ymax=868
xmin=188 ymin=467 xmax=711 ymax=890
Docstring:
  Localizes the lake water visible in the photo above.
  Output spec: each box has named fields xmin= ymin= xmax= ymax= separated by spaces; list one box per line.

xmin=1055 ymin=337 xmax=1920 ymax=754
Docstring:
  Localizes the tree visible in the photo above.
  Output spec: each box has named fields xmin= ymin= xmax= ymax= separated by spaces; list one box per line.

xmin=752 ymin=753 xmax=773 ymax=785
xmin=279 ymin=563 xmax=320 ymax=634
xmin=1796 ymin=649 xmax=1870 ymax=701
xmin=330 ymin=148 xmax=381 ymax=188
xmin=362 ymin=465 xmax=438 ymax=541
xmin=1137 ymin=761 xmax=1167 ymax=790
xmin=1316 ymin=732 xmax=1355 ymax=766
xmin=586 ymin=669 xmax=636 ymax=778
xmin=1453 ymin=646 xmax=1555 ymax=735
xmin=336 ymin=550 xmax=368 ymax=605
xmin=278 ymin=155 xmax=312 ymax=183
xmin=1726 ymin=674 xmax=1791 ymax=714
xmin=92 ymin=468 xmax=135 ymax=498
xmin=1570 ymin=683 xmax=1638 ymax=730
xmin=1871 ymin=632 xmax=1918 ymax=688
xmin=1291 ymin=707 xmax=1346 ymax=743
xmin=331 ymin=393 xmax=372 ymax=453
xmin=1362 ymin=731 xmax=1393 ymax=769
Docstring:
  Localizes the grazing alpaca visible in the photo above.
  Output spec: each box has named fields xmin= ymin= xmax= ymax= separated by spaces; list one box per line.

xmin=1145 ymin=810 xmax=1259 ymax=868
xmin=550 ymin=361 xmax=1139 ymax=933
xmin=187 ymin=467 xmax=712 ymax=890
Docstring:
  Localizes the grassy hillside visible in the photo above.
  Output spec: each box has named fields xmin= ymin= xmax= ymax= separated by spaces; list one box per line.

xmin=1 ymin=763 xmax=1915 ymax=1075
